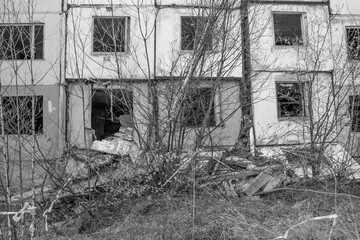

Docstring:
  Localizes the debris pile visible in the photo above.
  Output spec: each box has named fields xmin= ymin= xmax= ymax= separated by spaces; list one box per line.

xmin=2 ymin=141 xmax=360 ymax=202
xmin=194 ymin=144 xmax=360 ymax=197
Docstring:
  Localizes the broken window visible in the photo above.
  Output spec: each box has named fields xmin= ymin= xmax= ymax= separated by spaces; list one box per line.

xmin=1 ymin=96 xmax=43 ymax=135
xmin=346 ymin=27 xmax=360 ymax=60
xmin=276 ymin=82 xmax=305 ymax=118
xmin=273 ymin=13 xmax=303 ymax=45
xmin=182 ymin=87 xmax=216 ymax=127
xmin=181 ymin=16 xmax=212 ymax=50
xmin=0 ymin=24 xmax=44 ymax=60
xmin=91 ymin=89 xmax=132 ymax=140
xmin=93 ymin=17 xmax=129 ymax=53
xmin=349 ymin=95 xmax=360 ymax=132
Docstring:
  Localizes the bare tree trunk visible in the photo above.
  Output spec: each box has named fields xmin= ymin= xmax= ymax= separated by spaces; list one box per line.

xmin=236 ymin=0 xmax=253 ymax=153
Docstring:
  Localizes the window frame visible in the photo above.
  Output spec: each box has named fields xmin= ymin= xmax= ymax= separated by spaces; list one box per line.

xmin=181 ymin=87 xmax=217 ymax=128
xmin=273 ymin=12 xmax=305 ymax=46
xmin=0 ymin=95 xmax=44 ymax=135
xmin=180 ymin=16 xmax=212 ymax=51
xmin=276 ymin=81 xmax=307 ymax=120
xmin=0 ymin=23 xmax=44 ymax=60
xmin=345 ymin=26 xmax=360 ymax=60
xmin=92 ymin=16 xmax=130 ymax=54
xmin=349 ymin=95 xmax=360 ymax=132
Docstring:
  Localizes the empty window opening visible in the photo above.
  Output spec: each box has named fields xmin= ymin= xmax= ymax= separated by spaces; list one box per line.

xmin=346 ymin=27 xmax=360 ymax=60
xmin=91 ymin=89 xmax=133 ymax=140
xmin=273 ymin=13 xmax=303 ymax=45
xmin=349 ymin=95 xmax=360 ymax=132
xmin=0 ymin=24 xmax=44 ymax=60
xmin=93 ymin=17 xmax=129 ymax=53
xmin=1 ymin=96 xmax=43 ymax=135
xmin=181 ymin=88 xmax=216 ymax=127
xmin=181 ymin=16 xmax=212 ymax=50
xmin=276 ymin=82 xmax=305 ymax=118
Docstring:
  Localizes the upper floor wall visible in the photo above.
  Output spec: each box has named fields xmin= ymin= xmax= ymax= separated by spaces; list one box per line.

xmin=0 ymin=0 xmax=64 ymax=86
xmin=329 ymin=0 xmax=360 ymax=86
xmin=1 ymin=0 xmax=63 ymax=13
xmin=330 ymin=0 xmax=360 ymax=15
xmin=66 ymin=0 xmax=243 ymax=80
xmin=250 ymin=1 xmax=333 ymax=72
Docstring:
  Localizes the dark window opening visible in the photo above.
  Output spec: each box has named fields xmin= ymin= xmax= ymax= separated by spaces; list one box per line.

xmin=1 ymin=96 xmax=43 ymax=135
xmin=0 ymin=24 xmax=44 ymax=60
xmin=346 ymin=27 xmax=360 ymax=60
xmin=274 ymin=13 xmax=303 ymax=45
xmin=182 ymin=88 xmax=216 ymax=127
xmin=276 ymin=82 xmax=305 ymax=118
xmin=349 ymin=95 xmax=360 ymax=132
xmin=91 ymin=89 xmax=133 ymax=140
xmin=93 ymin=17 xmax=128 ymax=53
xmin=181 ymin=16 xmax=212 ymax=50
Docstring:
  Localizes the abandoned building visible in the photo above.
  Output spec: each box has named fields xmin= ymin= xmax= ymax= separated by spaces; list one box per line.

xmin=1 ymin=0 xmax=360 ymax=185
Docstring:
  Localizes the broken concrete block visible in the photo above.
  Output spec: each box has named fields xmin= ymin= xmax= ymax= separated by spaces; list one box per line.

xmin=91 ymin=140 xmax=118 ymax=155
xmin=114 ymin=127 xmax=134 ymax=141
xmin=91 ymin=137 xmax=140 ymax=161
xmin=242 ymin=168 xmax=273 ymax=196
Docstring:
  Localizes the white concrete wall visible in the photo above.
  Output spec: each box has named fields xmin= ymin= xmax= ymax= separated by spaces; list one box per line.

xmin=250 ymin=2 xmax=332 ymax=72
xmin=68 ymin=81 xmax=150 ymax=148
xmin=0 ymin=0 xmax=63 ymax=86
xmin=252 ymin=71 xmax=334 ymax=145
xmin=329 ymin=0 xmax=360 ymax=154
xmin=330 ymin=0 xmax=360 ymax=15
xmin=157 ymin=80 xmax=241 ymax=148
xmin=66 ymin=0 xmax=243 ymax=148
xmin=66 ymin=4 xmax=155 ymax=79
xmin=0 ymin=0 xmax=65 ymax=160
xmin=250 ymin=2 xmax=335 ymax=146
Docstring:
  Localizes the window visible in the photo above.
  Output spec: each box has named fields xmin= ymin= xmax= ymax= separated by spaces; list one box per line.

xmin=181 ymin=17 xmax=212 ymax=50
xmin=273 ymin=13 xmax=303 ymax=45
xmin=93 ymin=17 xmax=129 ymax=53
xmin=1 ymin=96 xmax=43 ymax=135
xmin=182 ymin=88 xmax=216 ymax=127
xmin=349 ymin=95 xmax=360 ymax=132
xmin=91 ymin=89 xmax=133 ymax=140
xmin=276 ymin=82 xmax=305 ymax=118
xmin=346 ymin=27 xmax=360 ymax=59
xmin=0 ymin=24 xmax=44 ymax=60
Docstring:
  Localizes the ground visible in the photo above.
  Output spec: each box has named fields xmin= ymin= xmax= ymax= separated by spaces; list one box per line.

xmin=21 ymin=179 xmax=360 ymax=240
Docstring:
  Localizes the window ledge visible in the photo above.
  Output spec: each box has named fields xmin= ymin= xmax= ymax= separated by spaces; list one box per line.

xmin=91 ymin=51 xmax=128 ymax=56
xmin=0 ymin=59 xmax=45 ymax=61
xmin=273 ymin=44 xmax=306 ymax=49
xmin=5 ymin=133 xmax=44 ymax=137
xmin=185 ymin=123 xmax=225 ymax=129
xmin=277 ymin=116 xmax=308 ymax=122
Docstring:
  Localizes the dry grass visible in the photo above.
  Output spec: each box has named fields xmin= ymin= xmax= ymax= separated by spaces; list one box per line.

xmin=29 ymin=180 xmax=360 ymax=240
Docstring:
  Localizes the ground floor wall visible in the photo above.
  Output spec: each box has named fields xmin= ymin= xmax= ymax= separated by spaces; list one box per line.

xmin=67 ymin=80 xmax=150 ymax=148
xmin=0 ymin=84 xmax=63 ymax=189
xmin=67 ymin=79 xmax=242 ymax=150
xmin=252 ymin=71 xmax=336 ymax=147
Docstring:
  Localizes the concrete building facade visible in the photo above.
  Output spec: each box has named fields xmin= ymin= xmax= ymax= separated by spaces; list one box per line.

xmin=0 ymin=0 xmax=66 ymax=186
xmin=2 ymin=0 xmax=360 ymax=183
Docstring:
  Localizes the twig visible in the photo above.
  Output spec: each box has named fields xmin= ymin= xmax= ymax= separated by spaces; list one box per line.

xmin=256 ymin=187 xmax=360 ymax=199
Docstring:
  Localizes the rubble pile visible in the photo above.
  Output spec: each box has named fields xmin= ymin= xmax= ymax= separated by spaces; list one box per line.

xmin=2 ymin=139 xmax=360 ymax=202
xmin=193 ymin=144 xmax=360 ymax=197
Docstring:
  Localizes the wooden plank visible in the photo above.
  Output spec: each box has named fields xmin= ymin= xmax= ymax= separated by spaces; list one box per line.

xmin=263 ymin=175 xmax=283 ymax=192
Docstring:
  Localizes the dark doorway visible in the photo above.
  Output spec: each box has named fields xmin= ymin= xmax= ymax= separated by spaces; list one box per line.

xmin=91 ymin=89 xmax=132 ymax=140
